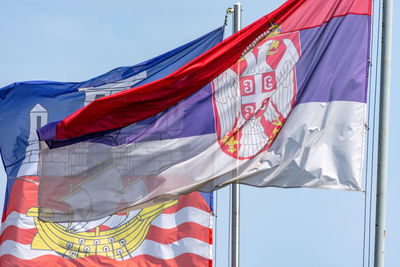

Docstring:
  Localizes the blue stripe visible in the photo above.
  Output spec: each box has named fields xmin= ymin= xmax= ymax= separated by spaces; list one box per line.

xmin=296 ymin=15 xmax=370 ymax=104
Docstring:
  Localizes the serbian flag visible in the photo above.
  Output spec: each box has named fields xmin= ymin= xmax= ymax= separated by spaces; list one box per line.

xmin=37 ymin=0 xmax=371 ymax=223
xmin=0 ymin=28 xmax=223 ymax=266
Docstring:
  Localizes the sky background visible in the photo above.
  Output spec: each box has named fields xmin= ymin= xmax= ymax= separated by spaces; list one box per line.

xmin=0 ymin=1 xmax=399 ymax=266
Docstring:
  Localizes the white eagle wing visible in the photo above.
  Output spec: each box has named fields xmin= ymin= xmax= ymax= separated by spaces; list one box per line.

xmin=265 ymin=38 xmax=300 ymax=123
xmin=238 ymin=116 xmax=269 ymax=158
xmin=213 ymin=68 xmax=240 ymax=139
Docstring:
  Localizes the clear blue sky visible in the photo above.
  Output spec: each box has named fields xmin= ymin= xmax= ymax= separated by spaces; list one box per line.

xmin=0 ymin=1 xmax=399 ymax=266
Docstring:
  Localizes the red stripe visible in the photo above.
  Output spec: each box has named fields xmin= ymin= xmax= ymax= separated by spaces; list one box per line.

xmin=209 ymin=227 xmax=213 ymax=247
xmin=281 ymin=0 xmax=370 ymax=32
xmin=0 ymin=252 xmax=211 ymax=267
xmin=53 ymin=0 xmax=370 ymax=140
xmin=147 ymin=222 xmax=211 ymax=244
xmin=163 ymin=192 xmax=211 ymax=214
xmin=0 ymin=226 xmax=37 ymax=246
xmin=2 ymin=177 xmax=38 ymax=220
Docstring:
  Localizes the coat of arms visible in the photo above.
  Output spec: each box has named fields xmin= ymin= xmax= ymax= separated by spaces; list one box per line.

xmin=212 ymin=27 xmax=301 ymax=159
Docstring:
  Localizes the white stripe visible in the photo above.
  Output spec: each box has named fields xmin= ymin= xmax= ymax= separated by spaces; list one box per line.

xmin=130 ymin=237 xmax=211 ymax=260
xmin=129 ymin=101 xmax=363 ymax=198
xmin=0 ymin=238 xmax=210 ymax=261
xmin=1 ymin=212 xmax=35 ymax=232
xmin=0 ymin=240 xmax=58 ymax=259
xmin=179 ymin=101 xmax=366 ymax=192
xmin=38 ymin=133 xmax=217 ymax=221
xmin=236 ymin=101 xmax=365 ymax=190
xmin=151 ymin=207 xmax=211 ymax=229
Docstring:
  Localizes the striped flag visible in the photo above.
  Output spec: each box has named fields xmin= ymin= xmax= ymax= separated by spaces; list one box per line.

xmin=0 ymin=177 xmax=213 ymax=266
xmin=0 ymin=177 xmax=212 ymax=266
xmin=37 ymin=0 xmax=371 ymax=220
xmin=0 ymin=27 xmax=223 ymax=266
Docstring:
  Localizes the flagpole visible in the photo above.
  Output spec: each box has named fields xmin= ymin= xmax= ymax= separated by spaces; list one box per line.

xmin=374 ymin=0 xmax=392 ymax=266
xmin=231 ymin=2 xmax=241 ymax=267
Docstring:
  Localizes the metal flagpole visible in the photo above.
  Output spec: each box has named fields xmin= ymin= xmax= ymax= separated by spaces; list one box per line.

xmin=231 ymin=2 xmax=241 ymax=267
xmin=374 ymin=0 xmax=392 ymax=266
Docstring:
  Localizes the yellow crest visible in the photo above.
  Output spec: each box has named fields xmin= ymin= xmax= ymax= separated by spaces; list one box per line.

xmin=26 ymin=200 xmax=177 ymax=259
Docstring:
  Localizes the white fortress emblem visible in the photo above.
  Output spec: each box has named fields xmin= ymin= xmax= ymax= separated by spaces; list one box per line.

xmin=212 ymin=30 xmax=301 ymax=159
xmin=17 ymin=103 xmax=48 ymax=177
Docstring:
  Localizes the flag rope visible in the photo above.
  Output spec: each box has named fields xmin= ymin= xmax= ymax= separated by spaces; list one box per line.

xmin=370 ymin=0 xmax=384 ymax=265
xmin=362 ymin=0 xmax=374 ymax=263
xmin=228 ymin=183 xmax=232 ymax=265
xmin=363 ymin=0 xmax=383 ymax=266
xmin=214 ymin=7 xmax=233 ymax=267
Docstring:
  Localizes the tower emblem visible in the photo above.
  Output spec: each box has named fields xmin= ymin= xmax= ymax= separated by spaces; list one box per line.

xmin=212 ymin=27 xmax=301 ymax=159
xmin=17 ymin=103 xmax=48 ymax=177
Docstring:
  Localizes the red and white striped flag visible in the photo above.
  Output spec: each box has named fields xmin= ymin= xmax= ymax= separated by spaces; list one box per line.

xmin=0 ymin=177 xmax=213 ymax=266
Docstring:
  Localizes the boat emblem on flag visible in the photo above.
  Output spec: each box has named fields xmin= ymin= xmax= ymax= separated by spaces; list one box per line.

xmin=212 ymin=27 xmax=301 ymax=159
xmin=26 ymin=200 xmax=177 ymax=259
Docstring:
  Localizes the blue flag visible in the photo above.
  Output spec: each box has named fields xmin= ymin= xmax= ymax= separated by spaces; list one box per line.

xmin=0 ymin=27 xmax=223 ymax=266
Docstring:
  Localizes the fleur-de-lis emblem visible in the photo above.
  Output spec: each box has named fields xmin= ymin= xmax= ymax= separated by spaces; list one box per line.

xmin=268 ymin=116 xmax=284 ymax=145
xmin=221 ymin=129 xmax=239 ymax=153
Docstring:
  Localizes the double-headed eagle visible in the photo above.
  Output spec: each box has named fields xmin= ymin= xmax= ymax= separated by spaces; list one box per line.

xmin=213 ymin=31 xmax=300 ymax=159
